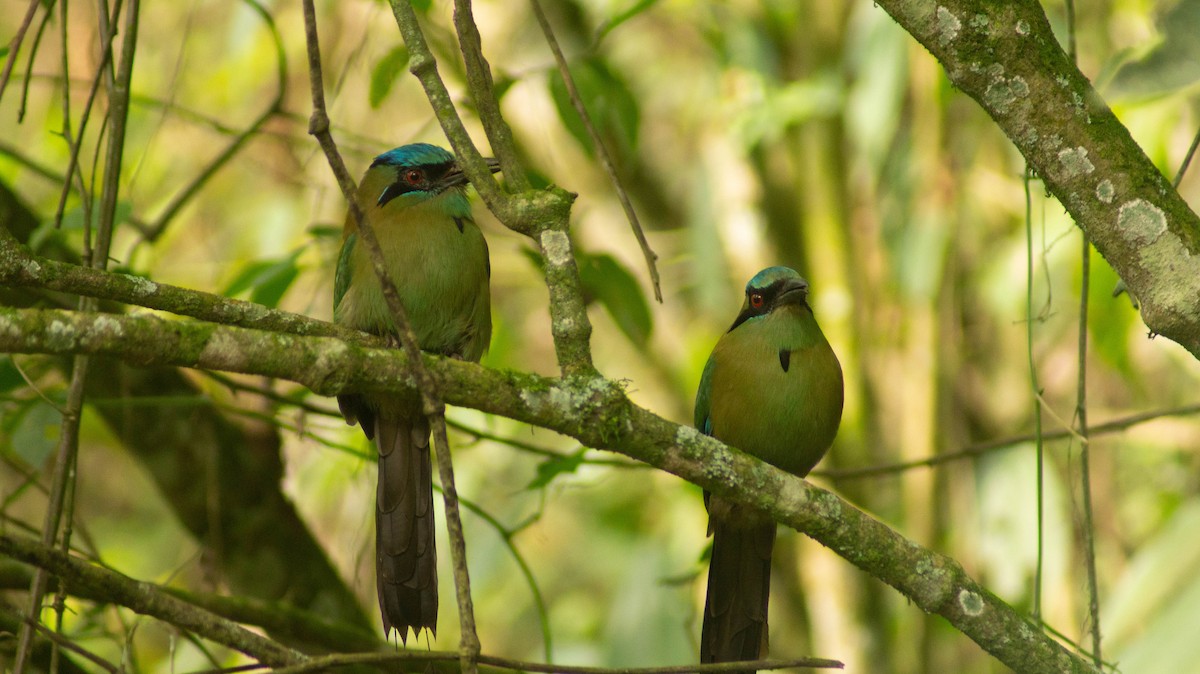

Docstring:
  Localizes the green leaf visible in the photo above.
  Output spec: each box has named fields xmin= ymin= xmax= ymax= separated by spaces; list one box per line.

xmin=369 ymin=46 xmax=409 ymax=108
xmin=409 ymin=0 xmax=432 ymax=12
xmin=595 ymin=0 xmax=660 ymax=44
xmin=548 ymin=57 xmax=639 ymax=158
xmin=223 ymin=249 xmax=302 ymax=308
xmin=8 ymin=401 xmax=61 ymax=467
xmin=526 ymin=448 xmax=587 ymax=490
xmin=578 ymin=253 xmax=653 ymax=347
xmin=1107 ymin=0 xmax=1200 ymax=100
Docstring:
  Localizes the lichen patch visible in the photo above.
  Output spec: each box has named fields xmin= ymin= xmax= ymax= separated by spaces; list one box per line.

xmin=935 ymin=7 xmax=961 ymax=43
xmin=1118 ymin=199 xmax=1167 ymax=246
xmin=1095 ymin=180 xmax=1115 ymax=204
xmin=1057 ymin=147 xmax=1094 ymax=180
xmin=540 ymin=230 xmax=572 ymax=267
xmin=129 ymin=275 xmax=159 ymax=297
xmin=957 ymin=589 xmax=985 ymax=616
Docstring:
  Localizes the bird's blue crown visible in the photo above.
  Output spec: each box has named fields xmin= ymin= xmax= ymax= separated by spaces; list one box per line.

xmin=746 ymin=266 xmax=803 ymax=291
xmin=371 ymin=143 xmax=455 ymax=169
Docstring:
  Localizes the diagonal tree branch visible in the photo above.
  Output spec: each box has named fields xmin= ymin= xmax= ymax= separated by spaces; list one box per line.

xmin=0 ymin=305 xmax=1100 ymax=674
xmin=876 ymin=0 xmax=1200 ymax=357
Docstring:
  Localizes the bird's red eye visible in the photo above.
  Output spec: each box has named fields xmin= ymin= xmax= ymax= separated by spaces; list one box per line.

xmin=750 ymin=293 xmax=764 ymax=309
xmin=404 ymin=169 xmax=423 ymax=185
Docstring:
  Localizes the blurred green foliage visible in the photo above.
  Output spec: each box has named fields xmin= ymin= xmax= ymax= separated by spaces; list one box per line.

xmin=2 ymin=0 xmax=1200 ymax=672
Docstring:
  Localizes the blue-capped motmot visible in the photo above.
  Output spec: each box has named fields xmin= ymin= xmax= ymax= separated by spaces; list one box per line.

xmin=334 ymin=143 xmax=498 ymax=641
xmin=694 ymin=266 xmax=844 ymax=668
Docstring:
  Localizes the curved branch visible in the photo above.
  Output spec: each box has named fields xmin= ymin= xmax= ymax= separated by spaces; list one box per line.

xmin=0 ymin=306 xmax=1099 ymax=674
xmin=877 ymin=0 xmax=1200 ymax=357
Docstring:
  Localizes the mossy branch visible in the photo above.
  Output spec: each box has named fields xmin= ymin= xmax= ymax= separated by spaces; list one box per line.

xmin=877 ymin=0 xmax=1200 ymax=357
xmin=0 ymin=305 xmax=1098 ymax=674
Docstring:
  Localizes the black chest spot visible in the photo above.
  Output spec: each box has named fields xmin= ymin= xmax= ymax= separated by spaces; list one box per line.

xmin=779 ymin=349 xmax=791 ymax=372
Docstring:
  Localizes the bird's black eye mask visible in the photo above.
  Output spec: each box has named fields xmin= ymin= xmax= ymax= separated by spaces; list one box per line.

xmin=728 ymin=280 xmax=785 ymax=332
xmin=375 ymin=160 xmax=456 ymax=207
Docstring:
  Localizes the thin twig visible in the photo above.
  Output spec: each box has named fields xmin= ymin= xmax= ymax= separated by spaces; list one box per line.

xmin=51 ymin=1 xmax=118 ymax=232
xmin=300 ymin=3 xmax=481 ymax=668
xmin=528 ymin=0 xmax=662 ymax=302
xmin=1172 ymin=125 xmax=1200 ymax=189
xmin=451 ymin=0 xmax=529 ymax=192
xmin=262 ymin=650 xmax=842 ymax=674
xmin=17 ymin=0 xmax=54 ymax=122
xmin=1 ymin=604 xmax=120 ymax=673
xmin=476 ymin=655 xmax=844 ymax=674
xmin=93 ymin=0 xmax=139 ymax=267
xmin=1065 ymin=1 xmax=1102 ymax=661
xmin=1076 ymin=230 xmax=1102 ymax=665
xmin=1025 ymin=165 xmax=1046 ymax=625
xmin=455 ymin=496 xmax=553 ymax=661
xmin=815 ymin=403 xmax=1200 ymax=480
xmin=0 ymin=0 xmax=42 ymax=103
xmin=10 ymin=356 xmax=89 ymax=674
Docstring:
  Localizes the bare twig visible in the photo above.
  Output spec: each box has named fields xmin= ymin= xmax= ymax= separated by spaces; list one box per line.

xmin=528 ymin=0 xmax=662 ymax=303
xmin=1023 ymin=166 xmax=1046 ymax=624
xmin=1 ymin=604 xmax=120 ymax=673
xmin=816 ymin=403 xmax=1200 ymax=480
xmin=1063 ymin=1 xmax=1102 ymax=660
xmin=16 ymin=0 xmax=54 ymax=122
xmin=1173 ymin=126 xmax=1200 ymax=189
xmin=451 ymin=0 xmax=529 ymax=192
xmin=262 ymin=651 xmax=842 ymax=674
xmin=0 ymin=0 xmax=42 ymax=103
xmin=11 ymin=355 xmax=89 ymax=674
xmin=300 ymin=3 xmax=481 ymax=668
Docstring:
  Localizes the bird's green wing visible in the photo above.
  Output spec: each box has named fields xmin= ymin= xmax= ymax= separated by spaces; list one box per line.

xmin=334 ymin=233 xmax=357 ymax=314
xmin=694 ymin=352 xmax=717 ymax=435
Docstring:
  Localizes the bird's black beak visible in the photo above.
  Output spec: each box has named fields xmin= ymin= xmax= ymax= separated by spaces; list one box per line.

xmin=439 ymin=157 xmax=503 ymax=190
xmin=775 ymin=277 xmax=811 ymax=309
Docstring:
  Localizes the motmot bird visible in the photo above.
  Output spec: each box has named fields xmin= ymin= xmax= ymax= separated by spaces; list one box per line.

xmin=694 ymin=266 xmax=843 ymax=669
xmin=334 ymin=143 xmax=498 ymax=641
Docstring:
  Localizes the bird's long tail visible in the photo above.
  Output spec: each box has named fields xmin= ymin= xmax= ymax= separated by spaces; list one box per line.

xmin=701 ymin=503 xmax=776 ymax=673
xmin=374 ymin=414 xmax=437 ymax=642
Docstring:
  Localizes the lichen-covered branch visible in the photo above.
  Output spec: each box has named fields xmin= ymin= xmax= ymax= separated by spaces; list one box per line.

xmin=876 ymin=0 xmax=1200 ymax=357
xmin=0 ymin=306 xmax=1099 ymax=674
xmin=0 ymin=226 xmax=369 ymax=342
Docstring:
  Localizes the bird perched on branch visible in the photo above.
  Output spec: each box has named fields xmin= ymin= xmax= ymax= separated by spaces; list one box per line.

xmin=333 ymin=143 xmax=497 ymax=641
xmin=694 ymin=266 xmax=843 ymax=670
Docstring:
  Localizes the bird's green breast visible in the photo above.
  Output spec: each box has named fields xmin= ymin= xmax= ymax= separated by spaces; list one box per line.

xmin=705 ymin=307 xmax=843 ymax=477
xmin=334 ymin=191 xmax=491 ymax=361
